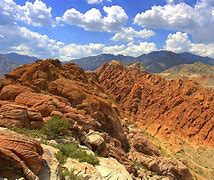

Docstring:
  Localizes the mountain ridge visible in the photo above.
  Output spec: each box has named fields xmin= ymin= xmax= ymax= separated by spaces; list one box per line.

xmin=0 ymin=53 xmax=38 ymax=75
xmin=72 ymin=50 xmax=214 ymax=73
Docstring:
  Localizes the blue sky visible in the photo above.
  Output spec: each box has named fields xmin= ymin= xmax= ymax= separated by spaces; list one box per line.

xmin=0 ymin=0 xmax=214 ymax=60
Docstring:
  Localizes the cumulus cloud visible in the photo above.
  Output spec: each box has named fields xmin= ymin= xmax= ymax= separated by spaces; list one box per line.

xmin=0 ymin=25 xmax=64 ymax=57
xmin=165 ymin=32 xmax=214 ymax=57
xmin=134 ymin=0 xmax=214 ymax=43
xmin=60 ymin=42 xmax=157 ymax=59
xmin=18 ymin=0 xmax=52 ymax=26
xmin=60 ymin=43 xmax=105 ymax=59
xmin=111 ymin=27 xmax=156 ymax=42
xmin=165 ymin=32 xmax=192 ymax=52
xmin=103 ymin=42 xmax=157 ymax=56
xmin=56 ymin=6 xmax=128 ymax=32
xmin=0 ymin=0 xmax=52 ymax=27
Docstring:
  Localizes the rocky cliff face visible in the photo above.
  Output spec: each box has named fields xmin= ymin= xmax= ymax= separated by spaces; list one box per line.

xmin=96 ymin=61 xmax=214 ymax=146
xmin=0 ymin=59 xmax=194 ymax=180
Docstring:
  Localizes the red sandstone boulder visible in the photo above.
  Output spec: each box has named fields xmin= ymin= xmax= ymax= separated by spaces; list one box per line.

xmin=0 ymin=101 xmax=43 ymax=129
xmin=129 ymin=150 xmax=193 ymax=180
xmin=0 ymin=128 xmax=45 ymax=179
xmin=127 ymin=131 xmax=161 ymax=156
xmin=0 ymin=84 xmax=33 ymax=101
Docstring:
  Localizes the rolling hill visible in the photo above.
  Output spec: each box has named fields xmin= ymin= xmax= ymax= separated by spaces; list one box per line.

xmin=160 ymin=62 xmax=214 ymax=88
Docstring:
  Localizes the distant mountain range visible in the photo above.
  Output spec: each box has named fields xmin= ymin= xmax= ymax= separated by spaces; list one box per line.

xmin=1 ymin=51 xmax=214 ymax=75
xmin=0 ymin=53 xmax=38 ymax=75
xmin=72 ymin=51 xmax=214 ymax=73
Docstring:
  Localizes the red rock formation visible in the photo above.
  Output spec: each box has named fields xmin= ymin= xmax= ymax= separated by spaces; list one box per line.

xmin=0 ymin=59 xmax=128 ymax=149
xmin=96 ymin=61 xmax=214 ymax=146
xmin=0 ymin=128 xmax=45 ymax=179
xmin=0 ymin=60 xmax=195 ymax=179
xmin=0 ymin=101 xmax=43 ymax=129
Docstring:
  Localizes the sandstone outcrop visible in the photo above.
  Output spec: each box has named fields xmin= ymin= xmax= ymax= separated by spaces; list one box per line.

xmin=0 ymin=59 xmax=196 ymax=179
xmin=0 ymin=59 xmax=133 ymax=177
xmin=0 ymin=101 xmax=43 ymax=129
xmin=0 ymin=128 xmax=45 ymax=180
xmin=0 ymin=59 xmax=128 ymax=149
xmin=96 ymin=61 xmax=214 ymax=146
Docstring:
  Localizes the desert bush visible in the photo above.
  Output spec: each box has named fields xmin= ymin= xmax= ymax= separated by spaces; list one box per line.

xmin=41 ymin=116 xmax=70 ymax=138
xmin=56 ymin=151 xmax=67 ymax=165
xmin=55 ymin=143 xmax=99 ymax=166
xmin=59 ymin=168 xmax=83 ymax=180
xmin=10 ymin=127 xmax=44 ymax=138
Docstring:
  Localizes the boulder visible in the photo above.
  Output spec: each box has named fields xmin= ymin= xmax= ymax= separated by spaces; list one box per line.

xmin=0 ymin=84 xmax=33 ymax=101
xmin=127 ymin=131 xmax=161 ymax=156
xmin=39 ymin=144 xmax=60 ymax=180
xmin=0 ymin=128 xmax=45 ymax=180
xmin=64 ymin=157 xmax=132 ymax=180
xmin=85 ymin=130 xmax=106 ymax=153
xmin=0 ymin=102 xmax=43 ymax=129
xmin=129 ymin=150 xmax=193 ymax=180
xmin=96 ymin=157 xmax=132 ymax=180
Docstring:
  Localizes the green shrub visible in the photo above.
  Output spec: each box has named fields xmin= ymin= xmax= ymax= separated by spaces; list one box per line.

xmin=56 ymin=151 xmax=67 ymax=165
xmin=59 ymin=168 xmax=83 ymax=180
xmin=55 ymin=144 xmax=99 ymax=166
xmin=41 ymin=116 xmax=70 ymax=138
xmin=11 ymin=116 xmax=70 ymax=139
xmin=10 ymin=127 xmax=43 ymax=138
xmin=78 ymin=153 xmax=99 ymax=165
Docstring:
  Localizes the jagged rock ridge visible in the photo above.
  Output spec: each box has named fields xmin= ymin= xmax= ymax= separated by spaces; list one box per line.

xmin=96 ymin=61 xmax=214 ymax=146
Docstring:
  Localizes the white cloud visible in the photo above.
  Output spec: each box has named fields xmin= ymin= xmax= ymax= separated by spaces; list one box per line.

xmin=165 ymin=31 xmax=214 ymax=57
xmin=87 ymin=0 xmax=102 ymax=4
xmin=60 ymin=42 xmax=157 ymax=59
xmin=0 ymin=22 xmax=157 ymax=60
xmin=166 ymin=0 xmax=175 ymax=4
xmin=56 ymin=6 xmax=128 ymax=32
xmin=0 ymin=25 xmax=64 ymax=57
xmin=0 ymin=0 xmax=52 ymax=27
xmin=86 ymin=0 xmax=112 ymax=4
xmin=165 ymin=32 xmax=192 ymax=52
xmin=103 ymin=42 xmax=157 ymax=57
xmin=18 ymin=0 xmax=52 ymax=27
xmin=60 ymin=43 xmax=105 ymax=59
xmin=0 ymin=0 xmax=19 ymax=25
xmin=111 ymin=27 xmax=156 ymax=42
xmin=134 ymin=0 xmax=214 ymax=43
